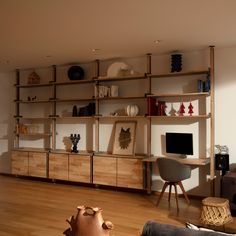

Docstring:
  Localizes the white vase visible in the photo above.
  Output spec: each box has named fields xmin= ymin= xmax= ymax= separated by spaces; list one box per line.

xmin=126 ymin=105 xmax=139 ymax=116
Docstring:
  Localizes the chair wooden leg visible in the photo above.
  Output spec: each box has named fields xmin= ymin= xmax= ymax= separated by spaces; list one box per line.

xmin=168 ymin=184 xmax=172 ymax=202
xmin=173 ymin=183 xmax=179 ymax=211
xmin=178 ymin=181 xmax=190 ymax=204
xmin=156 ymin=182 xmax=169 ymax=206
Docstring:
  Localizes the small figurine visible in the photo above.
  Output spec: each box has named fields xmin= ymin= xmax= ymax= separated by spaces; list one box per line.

xmin=179 ymin=102 xmax=185 ymax=116
xmin=169 ymin=103 xmax=177 ymax=116
xmin=188 ymin=101 xmax=194 ymax=116
xmin=70 ymin=134 xmax=80 ymax=153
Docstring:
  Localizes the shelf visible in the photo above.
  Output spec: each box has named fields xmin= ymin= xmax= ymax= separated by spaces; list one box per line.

xmin=13 ymin=147 xmax=51 ymax=152
xmin=50 ymin=98 xmax=95 ymax=103
xmin=15 ymin=99 xmax=53 ymax=104
xmin=94 ymin=151 xmax=147 ymax=159
xmin=96 ymin=96 xmax=145 ymax=100
xmin=147 ymin=92 xmax=210 ymax=98
xmin=15 ymin=117 xmax=52 ymax=120
xmin=150 ymin=70 xmax=209 ymax=78
xmin=15 ymin=83 xmax=53 ymax=88
xmin=51 ymin=149 xmax=93 ymax=155
xmin=95 ymin=115 xmax=146 ymax=119
xmin=51 ymin=79 xmax=94 ymax=86
xmin=142 ymin=156 xmax=210 ymax=166
xmin=94 ymin=74 xmax=146 ymax=82
xmin=148 ymin=114 xmax=211 ymax=119
xmin=18 ymin=133 xmax=52 ymax=137
xmin=56 ymin=116 xmax=95 ymax=119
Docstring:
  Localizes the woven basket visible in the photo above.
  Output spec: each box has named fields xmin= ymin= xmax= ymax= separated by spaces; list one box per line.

xmin=200 ymin=197 xmax=232 ymax=226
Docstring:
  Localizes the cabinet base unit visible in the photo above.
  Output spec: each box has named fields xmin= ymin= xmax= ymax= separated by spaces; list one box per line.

xmin=117 ymin=158 xmax=144 ymax=189
xmin=29 ymin=152 xmax=47 ymax=178
xmin=93 ymin=155 xmax=117 ymax=186
xmin=49 ymin=153 xmax=68 ymax=180
xmin=11 ymin=151 xmax=29 ymax=175
xmin=69 ymin=154 xmax=91 ymax=183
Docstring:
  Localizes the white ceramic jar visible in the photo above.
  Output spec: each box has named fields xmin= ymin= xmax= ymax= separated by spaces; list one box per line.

xmin=126 ymin=104 xmax=139 ymax=116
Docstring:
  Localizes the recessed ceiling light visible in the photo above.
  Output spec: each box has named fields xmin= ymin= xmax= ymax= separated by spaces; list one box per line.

xmin=92 ymin=49 xmax=101 ymax=52
xmin=154 ymin=40 xmax=162 ymax=44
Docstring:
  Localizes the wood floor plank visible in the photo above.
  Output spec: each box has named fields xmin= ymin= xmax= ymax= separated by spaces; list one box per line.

xmin=0 ymin=175 xmax=235 ymax=235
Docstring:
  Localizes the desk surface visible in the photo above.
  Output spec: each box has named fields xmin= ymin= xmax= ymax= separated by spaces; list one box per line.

xmin=142 ymin=156 xmax=210 ymax=166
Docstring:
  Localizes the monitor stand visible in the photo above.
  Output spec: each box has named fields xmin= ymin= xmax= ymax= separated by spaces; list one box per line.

xmin=179 ymin=154 xmax=187 ymax=159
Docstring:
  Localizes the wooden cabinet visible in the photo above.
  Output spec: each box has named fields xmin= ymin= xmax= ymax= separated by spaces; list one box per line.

xmin=93 ymin=156 xmax=117 ymax=186
xmin=93 ymin=155 xmax=144 ymax=189
xmin=11 ymin=151 xmax=28 ymax=175
xmin=28 ymin=152 xmax=47 ymax=178
xmin=69 ymin=154 xmax=91 ymax=183
xmin=117 ymin=158 xmax=144 ymax=189
xmin=49 ymin=153 xmax=68 ymax=180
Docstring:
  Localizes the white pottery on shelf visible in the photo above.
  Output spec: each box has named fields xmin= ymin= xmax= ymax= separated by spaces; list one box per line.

xmin=126 ymin=104 xmax=139 ymax=116
xmin=107 ymin=62 xmax=129 ymax=77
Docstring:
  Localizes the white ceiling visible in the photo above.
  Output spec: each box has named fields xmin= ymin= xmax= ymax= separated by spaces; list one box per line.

xmin=0 ymin=0 xmax=236 ymax=71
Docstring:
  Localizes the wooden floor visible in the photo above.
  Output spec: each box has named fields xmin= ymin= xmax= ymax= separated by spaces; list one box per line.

xmin=0 ymin=175 xmax=235 ymax=236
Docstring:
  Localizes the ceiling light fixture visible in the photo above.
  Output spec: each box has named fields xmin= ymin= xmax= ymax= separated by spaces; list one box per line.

xmin=154 ymin=40 xmax=162 ymax=44
xmin=92 ymin=49 xmax=101 ymax=52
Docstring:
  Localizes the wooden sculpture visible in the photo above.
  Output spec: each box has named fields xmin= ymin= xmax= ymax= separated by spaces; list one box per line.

xmin=63 ymin=205 xmax=114 ymax=236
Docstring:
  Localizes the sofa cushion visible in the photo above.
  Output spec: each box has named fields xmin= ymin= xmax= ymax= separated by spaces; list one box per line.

xmin=141 ymin=221 xmax=235 ymax=236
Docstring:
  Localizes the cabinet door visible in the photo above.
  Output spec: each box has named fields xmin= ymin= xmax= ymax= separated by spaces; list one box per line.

xmin=29 ymin=152 xmax=47 ymax=178
xmin=49 ymin=153 xmax=68 ymax=180
xmin=69 ymin=155 xmax=91 ymax=183
xmin=93 ymin=156 xmax=117 ymax=186
xmin=117 ymin=158 xmax=144 ymax=189
xmin=11 ymin=151 xmax=29 ymax=175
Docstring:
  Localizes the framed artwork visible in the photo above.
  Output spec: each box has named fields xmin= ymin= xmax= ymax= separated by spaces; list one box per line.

xmin=112 ymin=121 xmax=137 ymax=156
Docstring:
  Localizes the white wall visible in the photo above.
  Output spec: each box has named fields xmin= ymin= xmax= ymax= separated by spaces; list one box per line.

xmin=215 ymin=47 xmax=236 ymax=165
xmin=1 ymin=46 xmax=236 ymax=197
xmin=0 ymin=72 xmax=15 ymax=173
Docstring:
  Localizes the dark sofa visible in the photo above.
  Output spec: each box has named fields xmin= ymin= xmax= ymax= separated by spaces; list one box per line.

xmin=140 ymin=221 xmax=234 ymax=236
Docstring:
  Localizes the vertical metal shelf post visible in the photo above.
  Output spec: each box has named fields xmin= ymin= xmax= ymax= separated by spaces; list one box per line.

xmin=15 ymin=69 xmax=20 ymax=148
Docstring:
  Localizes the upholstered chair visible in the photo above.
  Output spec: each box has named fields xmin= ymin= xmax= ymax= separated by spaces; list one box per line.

xmin=156 ymin=157 xmax=191 ymax=211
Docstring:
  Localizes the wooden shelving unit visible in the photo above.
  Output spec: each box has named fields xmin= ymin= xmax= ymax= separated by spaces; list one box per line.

xmin=12 ymin=47 xmax=215 ymax=193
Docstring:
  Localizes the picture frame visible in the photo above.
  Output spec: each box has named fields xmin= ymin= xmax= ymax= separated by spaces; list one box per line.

xmin=112 ymin=121 xmax=137 ymax=156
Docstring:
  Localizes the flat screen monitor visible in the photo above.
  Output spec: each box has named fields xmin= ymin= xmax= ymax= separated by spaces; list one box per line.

xmin=166 ymin=132 xmax=193 ymax=157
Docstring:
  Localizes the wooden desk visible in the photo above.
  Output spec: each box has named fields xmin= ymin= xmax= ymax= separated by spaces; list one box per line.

xmin=142 ymin=156 xmax=210 ymax=194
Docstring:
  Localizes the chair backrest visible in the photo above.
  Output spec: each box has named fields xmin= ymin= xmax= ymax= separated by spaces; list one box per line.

xmin=157 ymin=157 xmax=191 ymax=182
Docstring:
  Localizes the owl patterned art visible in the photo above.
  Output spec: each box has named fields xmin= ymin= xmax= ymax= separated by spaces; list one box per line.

xmin=112 ymin=121 xmax=137 ymax=155
xmin=119 ymin=127 xmax=131 ymax=149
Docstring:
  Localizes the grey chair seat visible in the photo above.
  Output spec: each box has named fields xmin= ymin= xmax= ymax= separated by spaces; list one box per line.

xmin=156 ymin=157 xmax=191 ymax=211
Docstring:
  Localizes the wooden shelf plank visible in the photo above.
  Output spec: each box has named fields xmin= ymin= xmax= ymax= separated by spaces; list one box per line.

xmin=56 ymin=116 xmax=95 ymax=119
xmin=142 ymin=156 xmax=210 ymax=166
xmin=13 ymin=147 xmax=50 ymax=152
xmin=96 ymin=96 xmax=145 ymax=100
xmin=15 ymin=117 xmax=52 ymax=120
xmin=52 ymin=80 xmax=94 ymax=86
xmin=94 ymin=74 xmax=146 ymax=82
xmin=96 ymin=115 xmax=146 ymax=119
xmin=15 ymin=100 xmax=52 ymax=104
xmin=151 ymin=70 xmax=209 ymax=78
xmin=147 ymin=92 xmax=210 ymax=98
xmin=19 ymin=133 xmax=52 ymax=137
xmin=94 ymin=151 xmax=148 ymax=159
xmin=148 ymin=114 xmax=211 ymax=119
xmin=50 ymin=98 xmax=95 ymax=102
xmin=15 ymin=83 xmax=53 ymax=88
xmin=51 ymin=149 xmax=93 ymax=155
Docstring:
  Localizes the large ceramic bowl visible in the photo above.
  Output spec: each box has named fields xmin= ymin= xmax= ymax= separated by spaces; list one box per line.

xmin=68 ymin=66 xmax=84 ymax=80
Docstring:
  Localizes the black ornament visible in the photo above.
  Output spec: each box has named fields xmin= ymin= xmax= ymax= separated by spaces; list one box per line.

xmin=70 ymin=134 xmax=81 ymax=153
xmin=72 ymin=105 xmax=77 ymax=116
xmin=68 ymin=66 xmax=84 ymax=80
xmin=171 ymin=54 xmax=182 ymax=72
